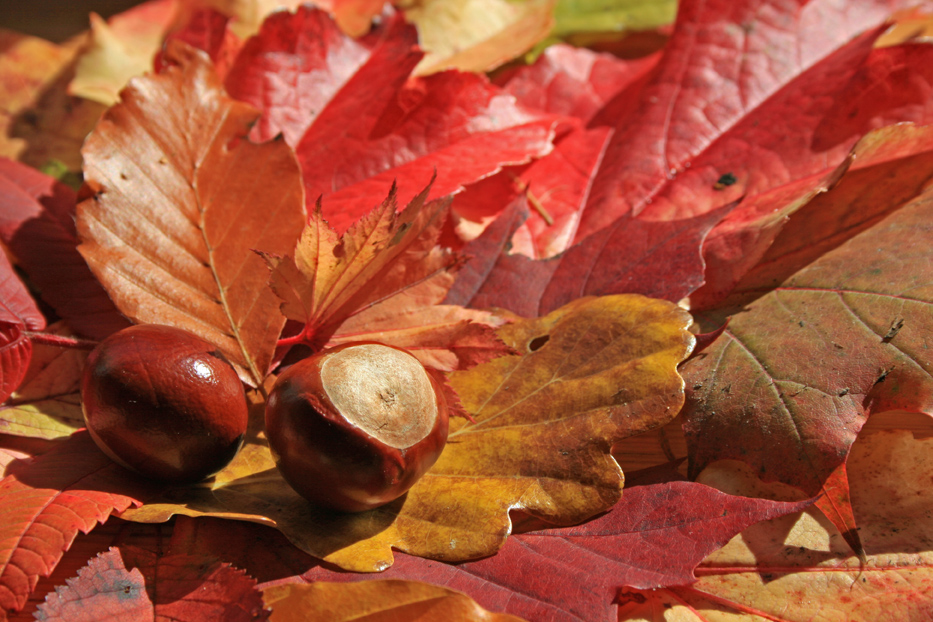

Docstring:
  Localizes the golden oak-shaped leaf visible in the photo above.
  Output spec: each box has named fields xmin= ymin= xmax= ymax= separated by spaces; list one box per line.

xmin=266 ymin=185 xmax=509 ymax=371
xmin=263 ymin=581 xmax=526 ymax=622
xmin=119 ymin=295 xmax=693 ymax=571
xmin=77 ymin=42 xmax=306 ymax=387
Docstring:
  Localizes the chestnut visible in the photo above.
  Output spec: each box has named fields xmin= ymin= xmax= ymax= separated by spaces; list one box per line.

xmin=265 ymin=342 xmax=449 ymax=512
xmin=81 ymin=324 xmax=249 ymax=483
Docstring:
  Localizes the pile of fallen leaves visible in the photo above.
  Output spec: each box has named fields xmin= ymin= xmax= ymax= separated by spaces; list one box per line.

xmin=2 ymin=0 xmax=933 ymax=619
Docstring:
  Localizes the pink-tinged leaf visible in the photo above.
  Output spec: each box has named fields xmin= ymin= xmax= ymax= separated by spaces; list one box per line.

xmin=447 ymin=198 xmax=730 ymax=317
xmin=265 ymin=482 xmax=811 ymax=622
xmin=35 ymin=547 xmax=269 ymax=622
xmin=227 ymin=8 xmax=560 ymax=232
xmin=158 ymin=9 xmax=242 ymax=80
xmin=0 ymin=247 xmax=43 ymax=405
xmin=0 ymin=431 xmax=158 ymax=614
xmin=583 ymin=0 xmax=933 ymax=238
xmin=681 ymin=182 xmax=933 ymax=515
xmin=225 ymin=7 xmax=410 ymax=146
xmin=495 ymin=43 xmax=660 ymax=123
xmin=0 ymin=158 xmax=129 ymax=340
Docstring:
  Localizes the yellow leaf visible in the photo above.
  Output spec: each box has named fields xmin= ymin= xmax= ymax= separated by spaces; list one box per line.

xmin=402 ymin=0 xmax=556 ymax=76
xmin=119 ymin=294 xmax=694 ymax=571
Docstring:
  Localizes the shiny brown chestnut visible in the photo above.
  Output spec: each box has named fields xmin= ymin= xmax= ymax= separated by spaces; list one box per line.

xmin=81 ymin=324 xmax=249 ymax=483
xmin=265 ymin=342 xmax=449 ymax=512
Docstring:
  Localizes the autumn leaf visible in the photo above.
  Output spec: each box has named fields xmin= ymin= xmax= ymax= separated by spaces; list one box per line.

xmin=618 ymin=430 xmax=933 ymax=621
xmin=400 ymin=0 xmax=555 ymax=76
xmin=68 ymin=0 xmax=178 ymax=106
xmin=35 ymin=547 xmax=268 ymax=622
xmin=446 ymin=196 xmax=731 ymax=316
xmin=263 ymin=581 xmax=525 ymax=621
xmin=0 ymin=432 xmax=158 ymax=615
xmin=0 ymin=28 xmax=102 ymax=172
xmin=0 ymin=323 xmax=85 ymax=440
xmin=681 ymin=166 xmax=933 ymax=554
xmin=0 ymin=158 xmax=128 ymax=339
xmin=117 ymin=295 xmax=692 ymax=571
xmin=76 ymin=41 xmax=306 ymax=387
xmin=223 ymin=7 xmax=561 ymax=232
xmin=453 ymin=43 xmax=659 ymax=258
xmin=159 ymin=8 xmax=243 ymax=80
xmin=0 ymin=252 xmax=42 ymax=408
xmin=265 ymin=183 xmax=508 ymax=371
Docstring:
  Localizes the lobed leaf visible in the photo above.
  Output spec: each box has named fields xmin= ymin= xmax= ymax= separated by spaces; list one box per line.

xmin=118 ymin=295 xmax=693 ymax=572
xmin=682 ymin=173 xmax=933 ymax=552
xmin=76 ymin=42 xmax=306 ymax=387
xmin=223 ymin=7 xmax=560 ymax=233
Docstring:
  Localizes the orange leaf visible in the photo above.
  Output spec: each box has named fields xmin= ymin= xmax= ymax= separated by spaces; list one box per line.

xmin=263 ymin=580 xmax=525 ymax=622
xmin=266 ymin=184 xmax=509 ymax=370
xmin=76 ymin=42 xmax=306 ymax=387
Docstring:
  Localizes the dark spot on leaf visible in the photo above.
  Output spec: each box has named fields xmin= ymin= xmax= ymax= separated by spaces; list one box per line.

xmin=333 ymin=243 xmax=345 ymax=258
xmin=713 ymin=172 xmax=737 ymax=190
xmin=882 ymin=318 xmax=904 ymax=343
xmin=528 ymin=335 xmax=549 ymax=352
xmin=799 ymin=321 xmax=805 ymax=327
xmin=838 ymin=388 xmax=849 ymax=397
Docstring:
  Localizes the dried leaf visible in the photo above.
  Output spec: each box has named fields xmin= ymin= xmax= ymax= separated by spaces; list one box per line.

xmin=682 ymin=184 xmax=933 ymax=551
xmin=0 ymin=251 xmax=41 ymax=407
xmin=36 ymin=547 xmax=269 ymax=622
xmin=0 ymin=432 xmax=157 ymax=615
xmin=0 ymin=29 xmax=102 ymax=171
xmin=266 ymin=184 xmax=509 ymax=370
xmin=224 ymin=8 xmax=560 ymax=233
xmin=119 ymin=295 xmax=693 ymax=572
xmin=0 ymin=157 xmax=128 ymax=339
xmin=447 ymin=197 xmax=730 ymax=316
xmin=619 ymin=430 xmax=933 ymax=621
xmin=401 ymin=0 xmax=555 ymax=76
xmin=0 ymin=323 xmax=85 ymax=440
xmin=76 ymin=42 xmax=306 ymax=386
xmin=263 ymin=581 xmax=524 ymax=621
xmin=69 ymin=1 xmax=178 ymax=106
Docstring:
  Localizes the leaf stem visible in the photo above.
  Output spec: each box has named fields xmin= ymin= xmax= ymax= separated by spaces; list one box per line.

xmin=25 ymin=331 xmax=99 ymax=350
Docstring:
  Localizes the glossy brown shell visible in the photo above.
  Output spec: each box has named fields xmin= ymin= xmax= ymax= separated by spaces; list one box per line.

xmin=265 ymin=342 xmax=449 ymax=512
xmin=81 ymin=324 xmax=249 ymax=483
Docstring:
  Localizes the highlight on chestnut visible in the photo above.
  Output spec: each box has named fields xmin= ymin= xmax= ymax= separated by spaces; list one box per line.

xmin=80 ymin=324 xmax=249 ymax=484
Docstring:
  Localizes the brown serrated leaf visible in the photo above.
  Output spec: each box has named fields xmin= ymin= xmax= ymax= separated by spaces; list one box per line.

xmin=118 ymin=294 xmax=693 ymax=572
xmin=76 ymin=41 xmax=306 ymax=387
